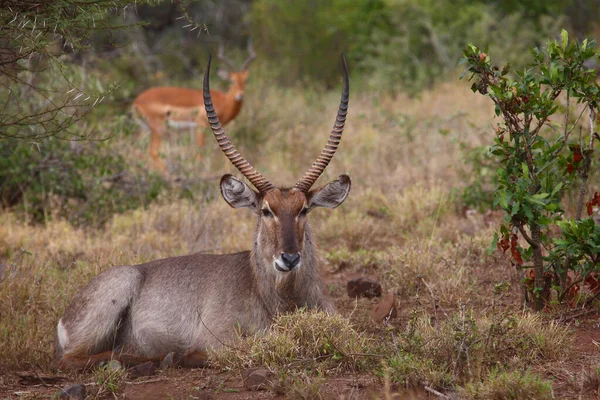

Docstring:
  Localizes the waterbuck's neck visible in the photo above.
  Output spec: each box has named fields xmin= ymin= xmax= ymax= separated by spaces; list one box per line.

xmin=250 ymin=223 xmax=320 ymax=317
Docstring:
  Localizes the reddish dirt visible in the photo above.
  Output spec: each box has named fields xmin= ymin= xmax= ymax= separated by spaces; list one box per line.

xmin=0 ymin=368 xmax=389 ymax=399
xmin=543 ymin=322 xmax=600 ymax=399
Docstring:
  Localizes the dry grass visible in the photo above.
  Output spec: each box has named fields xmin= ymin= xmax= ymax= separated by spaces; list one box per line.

xmin=211 ymin=309 xmax=376 ymax=374
xmin=274 ymin=372 xmax=326 ymax=400
xmin=325 ymin=226 xmax=502 ymax=308
xmin=92 ymin=362 xmax=126 ymax=398
xmin=459 ymin=369 xmax=554 ymax=400
xmin=384 ymin=309 xmax=571 ymax=391
xmin=581 ymin=366 xmax=600 ymax=394
xmin=211 ymin=310 xmax=377 ymax=398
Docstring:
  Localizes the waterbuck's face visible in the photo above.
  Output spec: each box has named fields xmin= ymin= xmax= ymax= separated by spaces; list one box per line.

xmin=220 ymin=174 xmax=351 ymax=273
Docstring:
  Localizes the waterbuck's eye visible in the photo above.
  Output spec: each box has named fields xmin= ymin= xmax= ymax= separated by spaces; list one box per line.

xmin=262 ymin=209 xmax=273 ymax=218
xmin=299 ymin=207 xmax=309 ymax=217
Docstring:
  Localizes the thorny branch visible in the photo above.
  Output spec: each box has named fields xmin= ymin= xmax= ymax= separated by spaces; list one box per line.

xmin=0 ymin=0 xmax=142 ymax=139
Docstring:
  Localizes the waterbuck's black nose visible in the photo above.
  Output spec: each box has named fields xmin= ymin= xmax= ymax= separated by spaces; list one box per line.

xmin=281 ymin=252 xmax=300 ymax=269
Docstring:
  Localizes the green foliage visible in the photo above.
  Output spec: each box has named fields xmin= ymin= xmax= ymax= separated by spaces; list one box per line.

xmin=485 ymin=0 xmax=570 ymax=20
xmin=458 ymin=141 xmax=497 ymax=211
xmin=251 ymin=0 xmax=385 ymax=87
xmin=250 ymin=0 xmax=566 ymax=92
xmin=462 ymin=30 xmax=600 ymax=309
xmin=384 ymin=351 xmax=451 ymax=389
xmin=93 ymin=362 xmax=126 ymax=396
xmin=0 ymin=0 xmax=166 ymax=139
xmin=460 ymin=369 xmax=554 ymax=400
xmin=0 ymin=138 xmax=168 ymax=226
xmin=551 ymin=218 xmax=600 ymax=283
xmin=1 ymin=1 xmax=161 ymax=56
xmin=362 ymin=0 xmax=563 ymax=94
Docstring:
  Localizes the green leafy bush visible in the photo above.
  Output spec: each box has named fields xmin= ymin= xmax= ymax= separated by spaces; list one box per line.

xmin=250 ymin=0 xmax=386 ymax=87
xmin=462 ymin=30 xmax=600 ymax=310
xmin=457 ymin=140 xmax=497 ymax=211
xmin=363 ymin=0 xmax=563 ymax=94
xmin=250 ymin=0 xmax=565 ymax=92
xmin=0 ymin=138 xmax=168 ymax=226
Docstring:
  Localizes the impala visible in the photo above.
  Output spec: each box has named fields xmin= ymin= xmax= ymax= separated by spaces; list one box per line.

xmin=132 ymin=41 xmax=256 ymax=172
xmin=55 ymin=54 xmax=350 ymax=369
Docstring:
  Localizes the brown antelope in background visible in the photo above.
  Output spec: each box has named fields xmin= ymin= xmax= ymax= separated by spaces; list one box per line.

xmin=131 ymin=41 xmax=256 ymax=172
xmin=55 ymin=54 xmax=350 ymax=369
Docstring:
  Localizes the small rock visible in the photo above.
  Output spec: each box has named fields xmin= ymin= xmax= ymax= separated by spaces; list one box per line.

xmin=371 ymin=292 xmax=397 ymax=322
xmin=105 ymin=360 xmax=122 ymax=371
xmin=128 ymin=361 xmax=156 ymax=379
xmin=160 ymin=352 xmax=183 ymax=369
xmin=56 ymin=384 xmax=86 ymax=400
xmin=347 ymin=277 xmax=382 ymax=299
xmin=242 ymin=367 xmax=271 ymax=391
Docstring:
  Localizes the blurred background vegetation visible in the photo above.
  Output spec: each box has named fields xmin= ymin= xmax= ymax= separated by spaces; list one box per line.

xmin=0 ymin=0 xmax=599 ymax=225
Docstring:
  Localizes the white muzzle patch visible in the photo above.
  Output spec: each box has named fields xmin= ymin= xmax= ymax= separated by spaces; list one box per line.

xmin=273 ymin=256 xmax=289 ymax=272
xmin=273 ymin=255 xmax=302 ymax=273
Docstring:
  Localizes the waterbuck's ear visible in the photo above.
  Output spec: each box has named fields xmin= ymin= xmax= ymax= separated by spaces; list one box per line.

xmin=307 ymin=174 xmax=351 ymax=210
xmin=220 ymin=175 xmax=260 ymax=212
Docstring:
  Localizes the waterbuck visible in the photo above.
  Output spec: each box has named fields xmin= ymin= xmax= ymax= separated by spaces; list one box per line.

xmin=55 ymin=54 xmax=350 ymax=370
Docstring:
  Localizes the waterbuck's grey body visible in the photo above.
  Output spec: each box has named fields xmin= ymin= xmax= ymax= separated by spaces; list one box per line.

xmin=55 ymin=54 xmax=350 ymax=369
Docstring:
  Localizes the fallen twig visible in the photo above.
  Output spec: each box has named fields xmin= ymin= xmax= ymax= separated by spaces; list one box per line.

xmin=562 ymin=308 xmax=597 ymax=322
xmin=125 ymin=377 xmax=165 ymax=385
xmin=424 ymin=386 xmax=449 ymax=399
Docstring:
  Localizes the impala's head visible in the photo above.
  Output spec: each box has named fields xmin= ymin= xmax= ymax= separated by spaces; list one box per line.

xmin=217 ymin=40 xmax=256 ymax=102
xmin=204 ymin=53 xmax=350 ymax=274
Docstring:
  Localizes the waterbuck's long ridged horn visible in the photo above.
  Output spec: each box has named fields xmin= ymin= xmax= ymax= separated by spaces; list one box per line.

xmin=295 ymin=53 xmax=349 ymax=193
xmin=204 ymin=54 xmax=274 ymax=193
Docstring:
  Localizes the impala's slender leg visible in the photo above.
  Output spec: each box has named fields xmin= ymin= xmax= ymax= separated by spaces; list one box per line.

xmin=148 ymin=117 xmax=166 ymax=172
xmin=131 ymin=105 xmax=151 ymax=139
